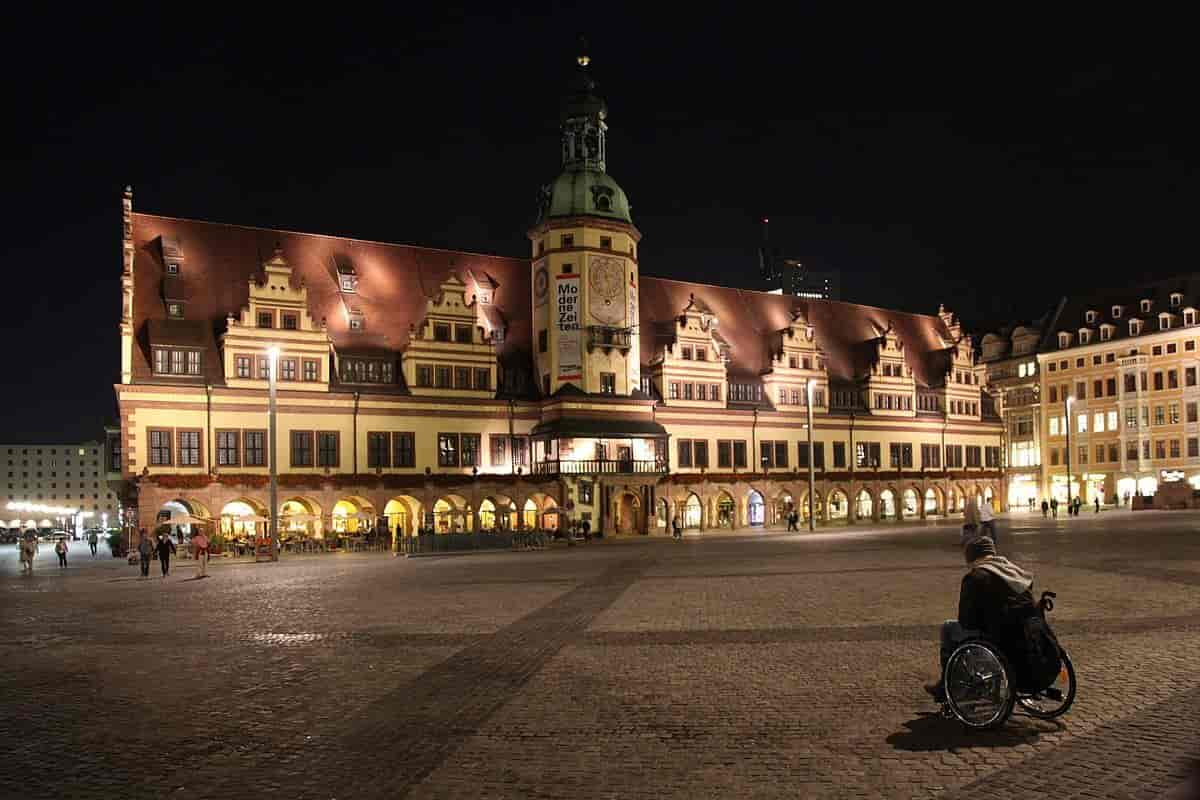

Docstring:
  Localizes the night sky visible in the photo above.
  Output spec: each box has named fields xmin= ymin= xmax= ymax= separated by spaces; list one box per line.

xmin=3 ymin=7 xmax=1193 ymax=441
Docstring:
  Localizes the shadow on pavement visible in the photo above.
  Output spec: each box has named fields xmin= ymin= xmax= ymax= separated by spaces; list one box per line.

xmin=886 ymin=711 xmax=1058 ymax=752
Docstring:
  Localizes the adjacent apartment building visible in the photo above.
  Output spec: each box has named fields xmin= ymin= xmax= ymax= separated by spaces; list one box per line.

xmin=114 ymin=52 xmax=1004 ymax=540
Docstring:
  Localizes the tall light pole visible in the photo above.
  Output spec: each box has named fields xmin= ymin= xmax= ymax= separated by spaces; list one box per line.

xmin=1064 ymin=395 xmax=1073 ymax=511
xmin=267 ymin=345 xmax=280 ymax=561
xmin=806 ymin=378 xmax=816 ymax=531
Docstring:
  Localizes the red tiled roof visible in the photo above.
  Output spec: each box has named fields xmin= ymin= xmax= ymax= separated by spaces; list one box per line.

xmin=637 ymin=277 xmax=956 ymax=387
xmin=130 ymin=214 xmax=531 ymax=385
xmin=131 ymin=213 xmax=958 ymax=391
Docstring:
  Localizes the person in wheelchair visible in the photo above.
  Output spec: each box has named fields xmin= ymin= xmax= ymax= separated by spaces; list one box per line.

xmin=924 ymin=534 xmax=1034 ymax=703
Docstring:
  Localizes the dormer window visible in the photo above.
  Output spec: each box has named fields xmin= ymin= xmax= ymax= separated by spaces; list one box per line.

xmin=1112 ymin=305 xmax=1123 ymax=319
xmin=348 ymin=314 xmax=364 ymax=332
xmin=1085 ymin=310 xmax=1098 ymax=324
xmin=167 ymin=303 xmax=184 ymax=319
xmin=1171 ymin=293 xmax=1183 ymax=307
xmin=166 ymin=262 xmax=179 ymax=275
xmin=1100 ymin=325 xmax=1113 ymax=342
xmin=1058 ymin=332 xmax=1071 ymax=349
xmin=336 ymin=259 xmax=358 ymax=293
xmin=340 ymin=276 xmax=356 ymax=292
xmin=1159 ymin=314 xmax=1172 ymax=331
xmin=1130 ymin=319 xmax=1143 ymax=336
xmin=1141 ymin=299 xmax=1152 ymax=313
xmin=1186 ymin=309 xmax=1197 ymax=326
xmin=1079 ymin=329 xmax=1091 ymax=344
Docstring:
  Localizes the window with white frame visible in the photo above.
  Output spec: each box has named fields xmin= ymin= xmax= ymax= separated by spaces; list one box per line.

xmin=1130 ymin=320 xmax=1142 ymax=336
xmin=1079 ymin=329 xmax=1091 ymax=344
xmin=1171 ymin=293 xmax=1182 ymax=307
xmin=1141 ymin=299 xmax=1152 ymax=313
xmin=1086 ymin=310 xmax=1098 ymax=323
xmin=1100 ymin=325 xmax=1113 ymax=341
xmin=1058 ymin=332 xmax=1070 ymax=348
xmin=1160 ymin=314 xmax=1172 ymax=330
xmin=1112 ymin=305 xmax=1123 ymax=318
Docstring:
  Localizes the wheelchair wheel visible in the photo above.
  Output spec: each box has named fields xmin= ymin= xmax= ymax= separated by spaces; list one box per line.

xmin=1017 ymin=647 xmax=1076 ymax=719
xmin=943 ymin=641 xmax=1015 ymax=730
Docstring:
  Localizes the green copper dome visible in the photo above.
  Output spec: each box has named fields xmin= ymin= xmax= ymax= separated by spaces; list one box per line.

xmin=536 ymin=168 xmax=633 ymax=225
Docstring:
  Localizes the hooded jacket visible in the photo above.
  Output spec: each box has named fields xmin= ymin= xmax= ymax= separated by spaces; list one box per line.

xmin=958 ymin=555 xmax=1036 ymax=654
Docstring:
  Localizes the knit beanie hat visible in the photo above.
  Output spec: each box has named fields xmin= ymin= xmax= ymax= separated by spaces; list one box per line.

xmin=964 ymin=535 xmax=997 ymax=562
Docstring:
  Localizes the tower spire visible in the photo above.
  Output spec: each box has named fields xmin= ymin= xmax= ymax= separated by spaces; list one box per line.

xmin=560 ymin=38 xmax=607 ymax=172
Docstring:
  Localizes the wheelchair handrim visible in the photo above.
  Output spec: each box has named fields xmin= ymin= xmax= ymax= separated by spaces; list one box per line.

xmin=944 ymin=642 xmax=1015 ymax=729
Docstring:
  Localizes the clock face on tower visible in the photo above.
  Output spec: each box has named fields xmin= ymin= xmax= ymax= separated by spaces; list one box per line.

xmin=589 ymin=255 xmax=625 ymax=325
xmin=534 ymin=266 xmax=549 ymax=306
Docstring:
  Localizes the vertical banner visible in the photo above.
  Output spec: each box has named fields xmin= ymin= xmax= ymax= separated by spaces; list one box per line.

xmin=556 ymin=273 xmax=582 ymax=382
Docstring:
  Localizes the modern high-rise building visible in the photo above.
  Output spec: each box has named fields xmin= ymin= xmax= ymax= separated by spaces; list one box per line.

xmin=113 ymin=49 xmax=1002 ymax=541
xmin=758 ymin=221 xmax=841 ymax=300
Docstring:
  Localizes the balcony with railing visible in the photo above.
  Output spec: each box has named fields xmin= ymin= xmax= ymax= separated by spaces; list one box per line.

xmin=587 ymin=325 xmax=631 ymax=351
xmin=531 ymin=458 xmax=666 ymax=476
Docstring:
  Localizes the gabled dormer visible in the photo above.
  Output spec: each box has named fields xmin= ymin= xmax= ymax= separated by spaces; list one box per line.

xmin=864 ymin=322 xmax=914 ymax=416
xmin=403 ymin=273 xmax=497 ymax=398
xmin=1099 ymin=323 xmax=1115 ymax=342
xmin=1078 ymin=328 xmax=1092 ymax=345
xmin=220 ymin=246 xmax=331 ymax=392
xmin=1111 ymin=304 xmax=1124 ymax=319
xmin=1158 ymin=311 xmax=1176 ymax=331
xmin=1085 ymin=309 xmax=1099 ymax=325
xmin=763 ymin=309 xmax=828 ymax=411
xmin=335 ymin=257 xmax=358 ymax=294
xmin=648 ymin=293 xmax=728 ymax=406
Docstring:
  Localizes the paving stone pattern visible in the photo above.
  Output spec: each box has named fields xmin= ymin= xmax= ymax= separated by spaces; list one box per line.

xmin=1 ymin=511 xmax=1198 ymax=798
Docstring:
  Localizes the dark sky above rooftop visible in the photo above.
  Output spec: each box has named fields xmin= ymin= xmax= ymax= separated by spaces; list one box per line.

xmin=2 ymin=6 xmax=1194 ymax=440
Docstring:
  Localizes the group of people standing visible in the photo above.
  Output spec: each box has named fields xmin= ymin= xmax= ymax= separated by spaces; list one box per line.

xmin=1040 ymin=496 xmax=1098 ymax=517
xmin=135 ymin=527 xmax=210 ymax=579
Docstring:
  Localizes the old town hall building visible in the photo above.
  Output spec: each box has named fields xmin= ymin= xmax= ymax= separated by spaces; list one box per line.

xmin=115 ymin=53 xmax=1003 ymax=542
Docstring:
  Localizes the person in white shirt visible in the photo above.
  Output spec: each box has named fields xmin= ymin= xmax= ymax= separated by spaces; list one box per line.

xmin=977 ymin=499 xmax=998 ymax=546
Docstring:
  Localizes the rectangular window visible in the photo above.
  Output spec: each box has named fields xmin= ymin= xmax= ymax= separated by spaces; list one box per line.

xmin=1078 ymin=445 xmax=1088 ymax=465
xmin=1143 ymin=440 xmax=1151 ymax=459
xmin=921 ymin=444 xmax=941 ymax=469
xmin=669 ymin=382 xmax=679 ymax=400
xmin=1106 ymin=377 xmax=1116 ymax=396
xmin=711 ymin=383 xmax=721 ymax=402
xmin=965 ymin=446 xmax=982 ymax=468
xmin=681 ymin=346 xmax=692 ymax=360
xmin=511 ymin=436 xmax=529 ymax=467
xmin=178 ymin=430 xmax=200 ymax=467
xmin=813 ymin=442 xmax=824 ymax=469
xmin=1127 ymin=441 xmax=1138 ymax=461
xmin=474 ymin=368 xmax=490 ymax=391
xmin=774 ymin=441 xmax=788 ymax=468
xmin=1169 ymin=370 xmax=1179 ymax=389
xmin=394 ymin=432 xmax=415 ymax=468
xmin=1171 ymin=439 xmax=1181 ymax=458
xmin=538 ymin=329 xmax=548 ymax=353
xmin=461 ymin=434 xmax=480 ymax=467
xmin=1190 ymin=438 xmax=1199 ymax=458
xmin=216 ymin=431 xmax=239 ymax=467
xmin=599 ymin=236 xmax=612 ymax=250
xmin=244 ymin=431 xmax=266 ymax=466
xmin=717 ymin=440 xmax=732 ymax=468
xmin=579 ymin=479 xmax=594 ymax=505
xmin=367 ymin=432 xmax=390 ymax=469
xmin=149 ymin=429 xmax=172 ymax=466
xmin=600 ymin=372 xmax=616 ymax=394
xmin=1154 ymin=372 xmax=1164 ymax=391
xmin=438 ymin=433 xmax=460 ymax=467
xmin=455 ymin=325 xmax=473 ymax=344
xmin=1170 ymin=402 xmax=1181 ymax=424
xmin=694 ymin=441 xmax=709 ymax=469
xmin=281 ymin=313 xmax=298 ymax=331
xmin=435 ymin=366 xmax=452 ymax=388
xmin=1050 ymin=448 xmax=1059 ymax=466
xmin=257 ymin=310 xmax=273 ymax=328
xmin=1107 ymin=410 xmax=1118 ymax=431
xmin=290 ymin=431 xmax=314 ymax=467
xmin=683 ymin=383 xmax=694 ymax=400
xmin=1156 ymin=440 xmax=1166 ymax=460
xmin=281 ymin=359 xmax=297 ymax=381
xmin=434 ymin=323 xmax=451 ymax=342
xmin=1078 ymin=414 xmax=1088 ymax=433
xmin=490 ymin=435 xmax=507 ymax=468
xmin=170 ymin=349 xmax=185 ymax=374
xmin=733 ymin=440 xmax=747 ymax=469
xmin=1188 ymin=367 xmax=1198 ymax=387
xmin=677 ymin=440 xmax=693 ymax=468
xmin=417 ymin=365 xmax=433 ymax=387
xmin=833 ymin=442 xmax=846 ymax=468
xmin=454 ymin=366 xmax=471 ymax=389
xmin=153 ymin=348 xmax=169 ymax=374
xmin=186 ymin=350 xmax=201 ymax=375
xmin=560 ymin=234 xmax=574 ymax=248
xmin=698 ymin=384 xmax=708 ymax=401
xmin=235 ymin=355 xmax=251 ymax=379
xmin=695 ymin=347 xmax=707 ymax=361
xmin=1049 ymin=386 xmax=1058 ymax=403
xmin=760 ymin=441 xmax=774 ymax=468
xmin=1155 ymin=406 xmax=1165 ymax=426
xmin=303 ymin=359 xmax=319 ymax=381
xmin=317 ymin=432 xmax=339 ymax=468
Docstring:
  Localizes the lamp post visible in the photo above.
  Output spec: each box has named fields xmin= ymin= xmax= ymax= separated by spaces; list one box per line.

xmin=1064 ymin=395 xmax=1073 ymax=512
xmin=267 ymin=345 xmax=280 ymax=561
xmin=806 ymin=378 xmax=816 ymax=532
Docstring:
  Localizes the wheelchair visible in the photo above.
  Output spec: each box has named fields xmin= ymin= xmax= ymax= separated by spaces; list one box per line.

xmin=940 ymin=591 xmax=1077 ymax=730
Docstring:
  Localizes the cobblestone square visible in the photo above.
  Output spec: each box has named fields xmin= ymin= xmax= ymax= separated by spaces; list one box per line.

xmin=2 ymin=511 xmax=1198 ymax=798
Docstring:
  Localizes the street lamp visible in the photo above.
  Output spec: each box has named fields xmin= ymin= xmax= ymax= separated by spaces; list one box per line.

xmin=267 ymin=345 xmax=280 ymax=561
xmin=1064 ymin=395 xmax=1074 ymax=512
xmin=806 ymin=378 xmax=816 ymax=532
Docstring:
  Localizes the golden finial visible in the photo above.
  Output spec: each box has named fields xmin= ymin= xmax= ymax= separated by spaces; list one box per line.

xmin=577 ymin=34 xmax=590 ymax=66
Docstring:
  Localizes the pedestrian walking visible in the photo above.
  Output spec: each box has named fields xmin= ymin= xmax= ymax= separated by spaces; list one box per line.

xmin=137 ymin=530 xmax=154 ymax=578
xmin=1073 ymin=496 xmax=1082 ymax=516
xmin=1050 ymin=497 xmax=1058 ymax=518
xmin=19 ymin=532 xmax=38 ymax=575
xmin=978 ymin=499 xmax=998 ymax=548
xmin=672 ymin=515 xmax=682 ymax=540
xmin=87 ymin=529 xmax=99 ymax=557
xmin=582 ymin=518 xmax=591 ymax=541
xmin=1094 ymin=497 xmax=1100 ymax=514
xmin=54 ymin=538 xmax=68 ymax=569
xmin=156 ymin=532 xmax=176 ymax=578
xmin=1041 ymin=499 xmax=1049 ymax=518
xmin=191 ymin=530 xmax=210 ymax=578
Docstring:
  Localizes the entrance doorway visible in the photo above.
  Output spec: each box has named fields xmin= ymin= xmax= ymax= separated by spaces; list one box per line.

xmin=617 ymin=492 xmax=640 ymax=535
